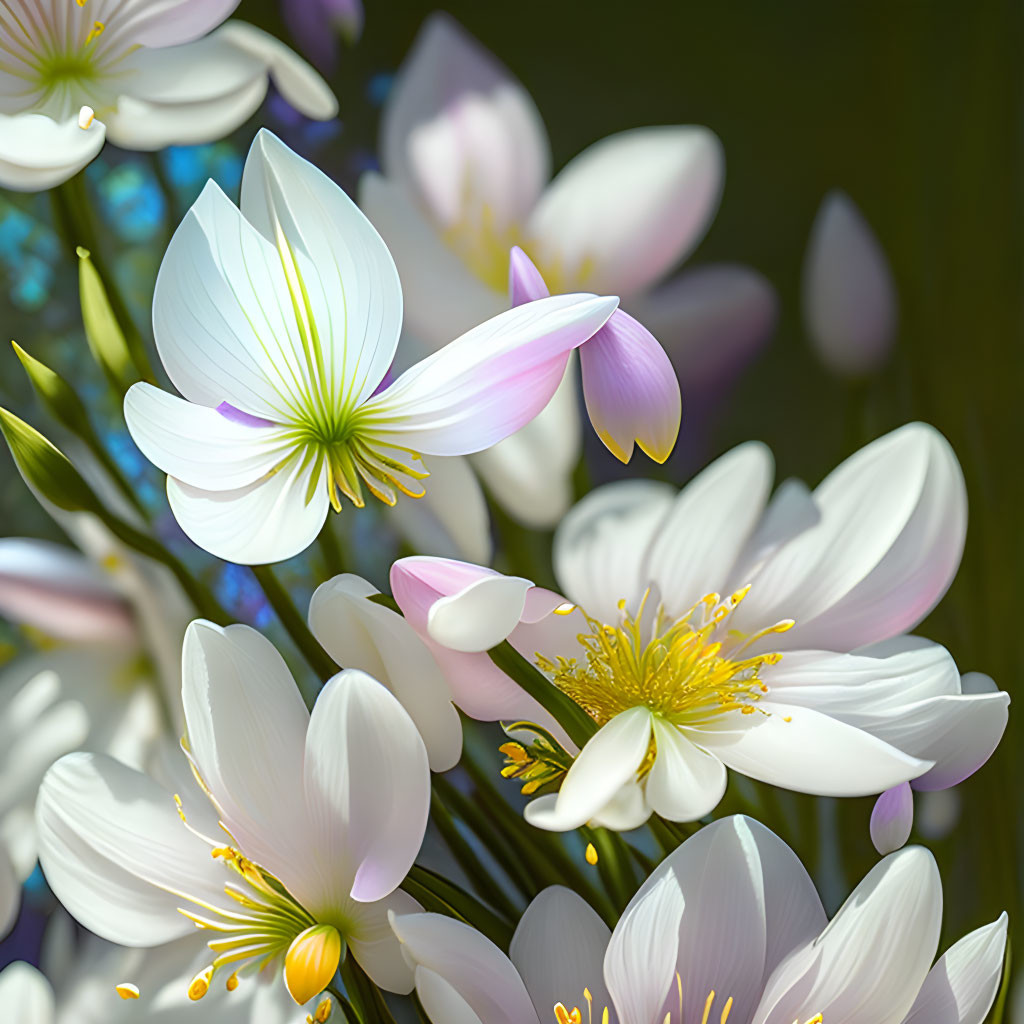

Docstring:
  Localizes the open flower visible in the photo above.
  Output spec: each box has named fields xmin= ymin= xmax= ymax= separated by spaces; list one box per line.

xmin=36 ymin=619 xmax=430 ymax=1005
xmin=361 ymin=13 xmax=773 ymax=524
xmin=391 ymin=423 xmax=1009 ymax=830
xmin=0 ymin=1 xmax=337 ymax=192
xmin=123 ymin=130 xmax=618 ymax=564
xmin=392 ymin=815 xmax=1007 ymax=1024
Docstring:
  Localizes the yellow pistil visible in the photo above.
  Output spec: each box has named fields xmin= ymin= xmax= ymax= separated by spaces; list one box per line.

xmin=285 ymin=924 xmax=343 ymax=1005
xmin=537 ymin=588 xmax=793 ymax=730
xmin=114 ymin=983 xmax=139 ymax=1000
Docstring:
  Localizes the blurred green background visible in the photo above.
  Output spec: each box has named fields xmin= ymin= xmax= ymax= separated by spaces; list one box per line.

xmin=0 ymin=0 xmax=1019 ymax=957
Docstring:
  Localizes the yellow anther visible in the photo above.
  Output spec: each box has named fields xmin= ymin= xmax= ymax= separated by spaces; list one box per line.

xmin=76 ymin=0 xmax=88 ymax=6
xmin=225 ymin=971 xmax=239 ymax=992
xmin=173 ymin=794 xmax=187 ymax=824
xmin=85 ymin=20 xmax=104 ymax=42
xmin=554 ymin=603 xmax=577 ymax=616
xmin=285 ymin=924 xmax=342 ymax=1006
xmin=721 ymin=995 xmax=734 ymax=1024
xmin=114 ymin=983 xmax=139 ymax=1000
xmin=77 ymin=106 xmax=95 ymax=130
xmin=188 ymin=967 xmax=213 ymax=1001
xmin=701 ymin=990 xmax=716 ymax=1024
xmin=554 ymin=1004 xmax=582 ymax=1024
xmin=585 ymin=843 xmax=599 ymax=866
xmin=314 ymin=996 xmax=333 ymax=1022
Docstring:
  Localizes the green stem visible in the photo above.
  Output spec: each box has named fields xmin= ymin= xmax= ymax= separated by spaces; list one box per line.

xmin=581 ymin=826 xmax=638 ymax=912
xmin=249 ymin=564 xmax=337 ymax=683
xmin=339 ymin=956 xmax=398 ymax=1024
xmin=325 ymin=983 xmax=360 ymax=1024
xmin=317 ymin=521 xmax=347 ymax=578
xmin=404 ymin=864 xmax=514 ymax=950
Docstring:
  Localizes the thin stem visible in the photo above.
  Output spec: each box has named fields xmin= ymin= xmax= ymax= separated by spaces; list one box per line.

xmin=404 ymin=864 xmax=514 ymax=950
xmin=325 ymin=983 xmax=360 ymax=1024
xmin=317 ymin=520 xmax=346 ymax=578
xmin=339 ymin=956 xmax=398 ymax=1024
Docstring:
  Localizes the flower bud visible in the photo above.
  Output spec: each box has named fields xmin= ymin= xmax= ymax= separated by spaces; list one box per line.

xmin=285 ymin=924 xmax=343 ymax=1006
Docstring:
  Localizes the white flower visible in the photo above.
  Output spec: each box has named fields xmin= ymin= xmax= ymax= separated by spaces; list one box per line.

xmin=802 ymin=190 xmax=898 ymax=377
xmin=0 ymin=0 xmax=337 ymax=191
xmin=123 ymin=129 xmax=618 ymax=564
xmin=36 ymin=619 xmax=431 ymax=1005
xmin=391 ymin=815 xmax=1008 ymax=1024
xmin=361 ymin=14 xmax=775 ymax=526
xmin=391 ymin=423 xmax=1009 ymax=831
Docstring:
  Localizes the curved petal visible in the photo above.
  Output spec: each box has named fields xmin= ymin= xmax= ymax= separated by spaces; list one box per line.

xmin=0 ymin=111 xmax=105 ymax=193
xmin=510 ymin=886 xmax=612 ymax=1021
xmin=381 ymin=12 xmax=549 ymax=232
xmin=644 ymin=442 xmax=774 ymax=618
xmin=308 ymin=575 xmax=462 ymax=771
xmin=508 ymin=245 xmax=551 ymax=306
xmin=240 ymin=130 xmax=399 ymax=407
xmin=734 ymin=423 xmax=966 ymax=651
xmin=528 ymin=126 xmax=724 ymax=298
xmin=391 ymin=910 xmax=540 ymax=1024
xmin=110 ymin=0 xmax=241 ymax=47
xmin=345 ymin=888 xmax=420 ymax=994
xmin=870 ymin=783 xmax=914 ymax=855
xmin=755 ymin=847 xmax=941 ymax=1024
xmin=303 ymin=670 xmax=429 ymax=907
xmin=0 ymin=962 xmax=54 ymax=1022
xmin=0 ymin=845 xmax=17 ymax=941
xmin=587 ymin=778 xmax=651 ymax=832
xmin=124 ymin=384 xmax=289 ymax=490
xmin=36 ymin=752 xmax=222 ymax=946
xmin=0 ymin=538 xmax=133 ymax=643
xmin=802 ymin=190 xmax=897 ymax=377
xmin=553 ymin=478 xmax=676 ymax=621
xmin=166 ymin=454 xmax=329 ymax=565
xmin=524 ymin=707 xmax=652 ymax=832
xmin=365 ymin=294 xmax=618 ymax=454
xmin=701 ymin=703 xmax=931 ymax=795
xmin=181 ymin=620 xmax=314 ymax=891
xmin=902 ymin=915 xmax=1008 ymax=1024
xmin=415 ymin=968 xmax=487 ymax=1024
xmin=645 ymin=719 xmax=727 ymax=822
xmin=629 ymin=264 xmax=778 ymax=389
xmin=580 ymin=309 xmax=681 ymax=463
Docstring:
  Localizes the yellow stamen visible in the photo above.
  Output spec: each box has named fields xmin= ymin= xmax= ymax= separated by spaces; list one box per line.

xmin=721 ymin=995 xmax=734 ymax=1024
xmin=309 ymin=996 xmax=333 ymax=1023
xmin=225 ymin=971 xmax=239 ymax=992
xmin=285 ymin=924 xmax=343 ymax=1006
xmin=85 ymin=21 xmax=104 ymax=42
xmin=554 ymin=1004 xmax=582 ymax=1024
xmin=701 ymin=990 xmax=716 ymax=1024
xmin=188 ymin=967 xmax=213 ymax=1001
xmin=114 ymin=983 xmax=139 ymax=1000
xmin=585 ymin=843 xmax=599 ymax=866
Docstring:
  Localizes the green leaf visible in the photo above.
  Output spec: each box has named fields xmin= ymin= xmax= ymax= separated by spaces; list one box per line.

xmin=0 ymin=407 xmax=102 ymax=513
xmin=77 ymin=246 xmax=136 ymax=393
xmin=12 ymin=341 xmax=96 ymax=440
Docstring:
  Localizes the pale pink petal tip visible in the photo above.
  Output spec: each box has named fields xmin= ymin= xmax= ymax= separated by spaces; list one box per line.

xmin=870 ymin=781 xmax=914 ymax=855
xmin=507 ymin=245 xmax=550 ymax=306
xmin=215 ymin=401 xmax=277 ymax=429
xmin=580 ymin=309 xmax=681 ymax=463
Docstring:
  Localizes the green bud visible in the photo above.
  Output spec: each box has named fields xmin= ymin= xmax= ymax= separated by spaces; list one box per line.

xmin=0 ymin=407 xmax=102 ymax=513
xmin=12 ymin=341 xmax=96 ymax=441
xmin=77 ymin=246 xmax=136 ymax=393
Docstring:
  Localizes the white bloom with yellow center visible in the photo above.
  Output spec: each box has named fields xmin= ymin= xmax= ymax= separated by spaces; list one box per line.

xmin=391 ymin=815 xmax=1007 ymax=1024
xmin=391 ymin=423 xmax=1008 ymax=830
xmin=0 ymin=0 xmax=337 ymax=191
xmin=35 ymin=619 xmax=431 ymax=1006
xmin=123 ymin=130 xmax=618 ymax=564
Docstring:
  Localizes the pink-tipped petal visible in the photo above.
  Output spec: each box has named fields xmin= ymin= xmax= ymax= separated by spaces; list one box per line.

xmin=870 ymin=782 xmax=914 ymax=855
xmin=579 ymin=309 xmax=681 ymax=463
xmin=508 ymin=246 xmax=550 ymax=306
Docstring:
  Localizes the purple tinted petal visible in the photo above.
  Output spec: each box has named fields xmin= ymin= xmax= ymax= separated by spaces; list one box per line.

xmin=324 ymin=0 xmax=364 ymax=41
xmin=508 ymin=246 xmax=551 ymax=306
xmin=216 ymin=401 xmax=278 ymax=429
xmin=870 ymin=782 xmax=914 ymax=855
xmin=579 ymin=308 xmax=681 ymax=464
xmin=282 ymin=0 xmax=337 ymax=71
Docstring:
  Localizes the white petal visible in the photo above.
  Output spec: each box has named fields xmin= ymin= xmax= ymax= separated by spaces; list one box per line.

xmin=528 ymin=127 xmax=724 ymax=298
xmin=604 ymin=870 xmax=685 ymax=1024
xmin=0 ymin=845 xmax=18 ymax=941
xmin=0 ymin=112 xmax=105 ymax=192
xmin=525 ymin=707 xmax=652 ymax=832
xmin=381 ymin=12 xmax=549 ymax=232
xmin=702 ymin=703 xmax=930 ymax=795
xmin=469 ymin=356 xmax=582 ymax=529
xmin=384 ymin=454 xmax=493 ymax=565
xmin=392 ymin=910 xmax=539 ymax=1024
xmin=415 ymin=968 xmax=488 ymax=1024
xmin=308 ymin=574 xmax=462 ymax=771
xmin=645 ymin=720 xmax=727 ymax=822
xmin=428 ymin=574 xmax=533 ymax=653
xmin=643 ymin=442 xmax=774 ymax=618
xmin=124 ymin=384 xmax=289 ymax=490
xmin=902 ymin=915 xmax=1008 ymax=1024
xmin=36 ymin=752 xmax=222 ymax=946
xmin=802 ymin=190 xmax=897 ymax=377
xmin=0 ymin=538 xmax=133 ymax=644
xmin=365 ymin=294 xmax=617 ymax=455
xmin=870 ymin=783 xmax=914 ymax=855
xmin=587 ymin=779 xmax=650 ymax=832
xmin=629 ymin=264 xmax=778 ymax=388
xmin=303 ymin=670 xmax=429 ymax=908
xmin=111 ymin=0 xmax=241 ymax=47
xmin=735 ymin=423 xmax=966 ymax=651
xmin=554 ymin=478 xmax=677 ymax=622
xmin=358 ymin=174 xmax=505 ymax=349
xmin=181 ymin=621 xmax=314 ymax=892
xmin=756 ymin=847 xmax=941 ymax=1024
xmin=241 ymin=130 xmax=400 ymax=406
xmin=166 ymin=455 xmax=329 ymax=565
xmin=0 ymin=962 xmax=54 ymax=1022
xmin=510 ymin=886 xmax=612 ymax=1021
xmin=345 ymin=888 xmax=420 ymax=994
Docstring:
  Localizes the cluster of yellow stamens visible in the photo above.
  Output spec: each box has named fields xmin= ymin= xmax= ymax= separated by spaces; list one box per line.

xmin=538 ymin=587 xmax=793 ymax=730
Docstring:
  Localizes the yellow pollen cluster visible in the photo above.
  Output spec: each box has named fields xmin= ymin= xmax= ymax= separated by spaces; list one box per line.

xmin=554 ymin=988 xmax=609 ymax=1024
xmin=538 ymin=588 xmax=793 ymax=729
